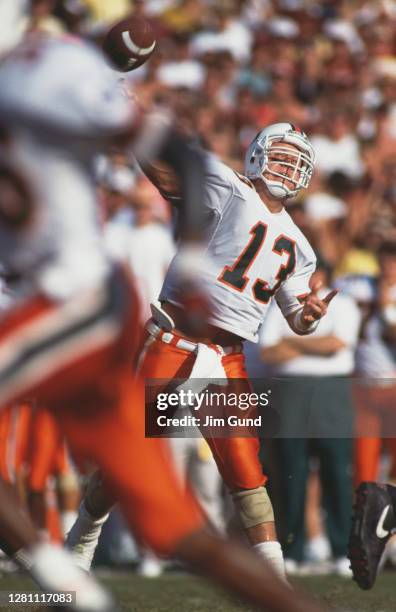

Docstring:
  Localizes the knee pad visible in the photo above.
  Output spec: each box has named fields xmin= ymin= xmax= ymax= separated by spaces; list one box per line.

xmin=232 ymin=486 xmax=274 ymax=528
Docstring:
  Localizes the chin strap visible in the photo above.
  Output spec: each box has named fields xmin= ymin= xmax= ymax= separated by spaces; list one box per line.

xmin=263 ymin=177 xmax=298 ymax=200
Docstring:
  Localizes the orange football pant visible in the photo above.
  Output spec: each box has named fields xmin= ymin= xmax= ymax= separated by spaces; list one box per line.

xmin=27 ymin=406 xmax=68 ymax=492
xmin=0 ymin=403 xmax=31 ymax=485
xmin=55 ymin=366 xmax=203 ymax=554
xmin=0 ymin=270 xmax=204 ymax=556
xmin=140 ymin=338 xmax=267 ymax=491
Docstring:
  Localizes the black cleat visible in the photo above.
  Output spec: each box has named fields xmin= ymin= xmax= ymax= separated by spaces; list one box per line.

xmin=348 ymin=482 xmax=396 ymax=590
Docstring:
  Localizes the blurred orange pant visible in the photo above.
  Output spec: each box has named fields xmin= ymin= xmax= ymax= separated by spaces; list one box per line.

xmin=140 ymin=338 xmax=266 ymax=491
xmin=27 ymin=406 xmax=69 ymax=493
xmin=0 ymin=269 xmax=204 ymax=555
xmin=0 ymin=403 xmax=31 ymax=485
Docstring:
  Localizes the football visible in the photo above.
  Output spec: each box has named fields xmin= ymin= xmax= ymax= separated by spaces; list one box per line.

xmin=102 ymin=16 xmax=156 ymax=72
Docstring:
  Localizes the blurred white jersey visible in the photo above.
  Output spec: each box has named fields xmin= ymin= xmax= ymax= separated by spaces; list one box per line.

xmin=0 ymin=37 xmax=135 ymax=300
xmin=160 ymin=156 xmax=316 ymax=342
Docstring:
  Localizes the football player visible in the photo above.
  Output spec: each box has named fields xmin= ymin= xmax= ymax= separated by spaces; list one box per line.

xmin=67 ymin=123 xmax=337 ymax=580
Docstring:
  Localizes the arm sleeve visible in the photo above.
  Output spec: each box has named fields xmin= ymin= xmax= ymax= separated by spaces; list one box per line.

xmin=275 ymin=258 xmax=316 ymax=318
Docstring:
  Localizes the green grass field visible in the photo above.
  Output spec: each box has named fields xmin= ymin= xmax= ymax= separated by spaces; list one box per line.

xmin=0 ymin=571 xmax=395 ymax=612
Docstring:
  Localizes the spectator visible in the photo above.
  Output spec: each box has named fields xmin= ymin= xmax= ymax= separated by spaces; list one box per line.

xmin=310 ymin=108 xmax=364 ymax=179
xmin=259 ymin=258 xmax=360 ymax=576
xmin=190 ymin=3 xmax=253 ymax=64
xmin=22 ymin=0 xmax=65 ymax=37
xmin=81 ymin=0 xmax=131 ymax=25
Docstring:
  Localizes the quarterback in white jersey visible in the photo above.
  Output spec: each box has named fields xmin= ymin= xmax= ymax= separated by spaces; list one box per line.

xmin=138 ymin=122 xmax=337 ymax=579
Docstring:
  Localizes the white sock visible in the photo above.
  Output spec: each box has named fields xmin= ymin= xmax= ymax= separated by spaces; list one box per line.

xmin=65 ymin=502 xmax=109 ymax=572
xmin=253 ymin=541 xmax=287 ymax=581
xmin=61 ymin=510 xmax=78 ymax=539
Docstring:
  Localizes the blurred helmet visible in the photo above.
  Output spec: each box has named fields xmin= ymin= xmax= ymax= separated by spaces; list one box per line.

xmin=244 ymin=122 xmax=315 ymax=199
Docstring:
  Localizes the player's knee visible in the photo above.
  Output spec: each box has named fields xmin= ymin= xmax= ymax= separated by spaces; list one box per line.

xmin=232 ymin=486 xmax=274 ymax=528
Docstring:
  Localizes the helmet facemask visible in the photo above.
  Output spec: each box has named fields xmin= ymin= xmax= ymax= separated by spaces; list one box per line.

xmin=244 ymin=124 xmax=315 ymax=200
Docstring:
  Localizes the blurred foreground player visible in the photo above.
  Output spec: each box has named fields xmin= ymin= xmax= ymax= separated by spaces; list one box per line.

xmin=0 ymin=35 xmax=327 ymax=612
xmin=0 ymin=33 xmax=199 ymax=609
xmin=349 ymin=482 xmax=396 ymax=589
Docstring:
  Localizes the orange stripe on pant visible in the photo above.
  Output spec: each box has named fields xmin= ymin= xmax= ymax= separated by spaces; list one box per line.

xmin=0 ymin=403 xmax=31 ymax=484
xmin=139 ymin=338 xmax=267 ymax=491
xmin=27 ymin=406 xmax=63 ymax=492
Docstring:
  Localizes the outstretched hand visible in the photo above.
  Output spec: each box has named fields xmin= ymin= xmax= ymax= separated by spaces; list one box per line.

xmin=300 ymin=281 xmax=338 ymax=325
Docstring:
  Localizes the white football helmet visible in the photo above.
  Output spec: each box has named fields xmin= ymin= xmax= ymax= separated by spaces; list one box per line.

xmin=244 ymin=122 xmax=315 ymax=199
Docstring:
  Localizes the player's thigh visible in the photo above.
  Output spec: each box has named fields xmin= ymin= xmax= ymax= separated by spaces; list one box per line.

xmin=209 ymin=356 xmax=264 ymax=490
xmin=205 ymin=436 xmax=265 ymax=490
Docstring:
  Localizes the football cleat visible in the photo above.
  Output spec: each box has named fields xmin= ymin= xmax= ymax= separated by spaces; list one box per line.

xmin=348 ymin=482 xmax=396 ymax=590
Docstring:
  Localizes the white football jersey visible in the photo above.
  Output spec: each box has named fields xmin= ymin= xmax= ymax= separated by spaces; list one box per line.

xmin=0 ymin=37 xmax=136 ymax=301
xmin=160 ymin=156 xmax=316 ymax=342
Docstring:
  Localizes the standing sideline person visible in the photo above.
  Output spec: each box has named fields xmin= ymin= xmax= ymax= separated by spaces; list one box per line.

xmin=259 ymin=259 xmax=360 ymax=575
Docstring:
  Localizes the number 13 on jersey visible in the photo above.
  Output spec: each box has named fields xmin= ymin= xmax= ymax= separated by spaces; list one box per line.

xmin=218 ymin=222 xmax=296 ymax=304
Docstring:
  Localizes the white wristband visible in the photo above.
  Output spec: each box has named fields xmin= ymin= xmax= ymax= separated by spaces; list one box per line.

xmin=293 ymin=309 xmax=320 ymax=334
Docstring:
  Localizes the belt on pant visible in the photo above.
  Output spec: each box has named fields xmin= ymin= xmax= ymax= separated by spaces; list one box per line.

xmin=146 ymin=320 xmax=242 ymax=357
